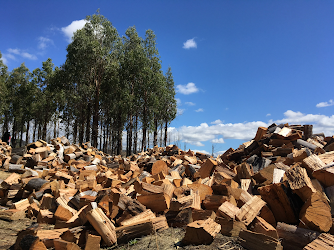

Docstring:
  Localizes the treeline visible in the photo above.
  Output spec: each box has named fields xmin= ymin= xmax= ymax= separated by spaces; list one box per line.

xmin=0 ymin=12 xmax=177 ymax=155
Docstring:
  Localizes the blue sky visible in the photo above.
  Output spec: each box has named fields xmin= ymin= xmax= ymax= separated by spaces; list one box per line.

xmin=1 ymin=1 xmax=334 ymax=155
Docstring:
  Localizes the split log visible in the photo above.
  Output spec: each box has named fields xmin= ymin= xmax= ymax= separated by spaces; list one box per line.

xmin=313 ymin=165 xmax=334 ymax=187
xmin=120 ymin=209 xmax=156 ymax=226
xmin=236 ymin=196 xmax=266 ymax=226
xmin=192 ymin=209 xmax=216 ymax=222
xmin=195 ymin=158 xmax=217 ymax=179
xmin=302 ymin=154 xmax=326 ymax=174
xmin=182 ymin=218 xmax=221 ymax=245
xmin=86 ymin=206 xmax=117 ymax=246
xmin=53 ymin=239 xmax=81 ymax=250
xmin=217 ymin=201 xmax=240 ymax=219
xmin=25 ymin=178 xmax=49 ymax=192
xmin=215 ymin=216 xmax=246 ymax=237
xmin=238 ymin=230 xmax=283 ymax=250
xmin=258 ymin=182 xmax=300 ymax=224
xmin=299 ymin=192 xmax=332 ymax=232
xmin=116 ymin=220 xmax=155 ymax=243
xmin=84 ymin=234 xmax=101 ymax=250
xmin=285 ymin=166 xmax=316 ymax=201
xmin=117 ymin=194 xmax=146 ymax=216
xmin=151 ymin=160 xmax=168 ymax=176
xmin=276 ymin=222 xmax=320 ymax=250
xmin=36 ymin=228 xmax=68 ymax=248
xmin=318 ymin=151 xmax=334 ymax=164
xmin=303 ymin=233 xmax=334 ymax=250
xmin=137 ymin=193 xmax=170 ymax=213
xmin=1 ymin=173 xmax=21 ymax=189
xmin=249 ymin=216 xmax=278 ymax=239
xmin=0 ymin=209 xmax=26 ymax=221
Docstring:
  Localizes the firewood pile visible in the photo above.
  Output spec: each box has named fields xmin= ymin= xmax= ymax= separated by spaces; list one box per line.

xmin=1 ymin=123 xmax=334 ymax=249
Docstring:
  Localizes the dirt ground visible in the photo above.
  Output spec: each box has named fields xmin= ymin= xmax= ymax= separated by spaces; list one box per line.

xmin=108 ymin=228 xmax=246 ymax=250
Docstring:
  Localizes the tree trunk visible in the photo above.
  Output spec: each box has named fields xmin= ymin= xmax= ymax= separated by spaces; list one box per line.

xmin=153 ymin=118 xmax=158 ymax=147
xmin=33 ymin=120 xmax=36 ymax=142
xmin=92 ymin=80 xmax=100 ymax=148
xmin=85 ymin=102 xmax=91 ymax=143
xmin=134 ymin=115 xmax=138 ymax=154
xmin=164 ymin=121 xmax=168 ymax=147
xmin=19 ymin=122 xmax=23 ymax=147
xmin=26 ymin=121 xmax=30 ymax=145
xmin=42 ymin=114 xmax=48 ymax=141
xmin=73 ymin=120 xmax=78 ymax=144
xmin=53 ymin=119 xmax=57 ymax=139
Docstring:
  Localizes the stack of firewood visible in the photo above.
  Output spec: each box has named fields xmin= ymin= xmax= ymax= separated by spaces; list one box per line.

xmin=1 ymin=123 xmax=334 ymax=250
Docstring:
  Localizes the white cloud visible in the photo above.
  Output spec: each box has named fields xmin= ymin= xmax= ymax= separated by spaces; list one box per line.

xmin=176 ymin=82 xmax=199 ymax=95
xmin=316 ymin=100 xmax=334 ymax=108
xmin=38 ymin=37 xmax=54 ymax=50
xmin=61 ymin=19 xmax=87 ymax=42
xmin=266 ymin=113 xmax=271 ymax=117
xmin=185 ymin=102 xmax=195 ymax=106
xmin=6 ymin=48 xmax=37 ymax=61
xmin=8 ymin=48 xmax=20 ymax=55
xmin=195 ymin=108 xmax=204 ymax=112
xmin=211 ymin=119 xmax=223 ymax=125
xmin=212 ymin=138 xmax=225 ymax=143
xmin=183 ymin=38 xmax=197 ymax=49
xmin=177 ymin=108 xmax=185 ymax=116
xmin=21 ymin=52 xmax=37 ymax=60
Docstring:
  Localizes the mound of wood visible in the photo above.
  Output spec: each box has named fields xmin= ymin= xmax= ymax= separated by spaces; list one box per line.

xmin=0 ymin=124 xmax=334 ymax=248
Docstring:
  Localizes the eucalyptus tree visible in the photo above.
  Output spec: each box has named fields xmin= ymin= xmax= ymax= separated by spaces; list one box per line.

xmin=120 ymin=26 xmax=147 ymax=155
xmin=65 ymin=11 xmax=120 ymax=148
xmin=162 ymin=67 xmax=177 ymax=146
xmin=7 ymin=63 xmax=34 ymax=146
xmin=139 ymin=29 xmax=163 ymax=151
xmin=31 ymin=59 xmax=57 ymax=141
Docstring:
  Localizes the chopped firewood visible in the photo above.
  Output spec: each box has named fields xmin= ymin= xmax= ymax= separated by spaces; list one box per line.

xmin=137 ymin=193 xmax=170 ymax=212
xmin=182 ymin=218 xmax=221 ymax=245
xmin=36 ymin=228 xmax=68 ymax=248
xmin=1 ymin=173 xmax=21 ymax=189
xmin=302 ymin=154 xmax=326 ymax=174
xmin=116 ymin=220 xmax=155 ymax=243
xmin=86 ymin=205 xmax=116 ymax=246
xmin=285 ymin=166 xmax=316 ymax=202
xmin=236 ymin=196 xmax=266 ymax=226
xmin=120 ymin=209 xmax=156 ymax=226
xmin=299 ymin=192 xmax=332 ymax=232
xmin=117 ymin=194 xmax=146 ymax=216
xmin=0 ymin=209 xmax=26 ymax=221
xmin=53 ymin=239 xmax=81 ymax=250
xmin=151 ymin=160 xmax=168 ymax=175
xmin=11 ymin=198 xmax=31 ymax=211
xmin=258 ymin=182 xmax=299 ymax=224
xmin=84 ymin=234 xmax=101 ymax=250
xmin=318 ymin=151 xmax=334 ymax=165
xmin=215 ymin=216 xmax=246 ymax=237
xmin=313 ymin=165 xmax=334 ymax=187
xmin=276 ymin=222 xmax=320 ymax=250
xmin=249 ymin=216 xmax=278 ymax=239
xmin=239 ymin=229 xmax=283 ymax=250
xmin=192 ymin=209 xmax=216 ymax=222
xmin=195 ymin=158 xmax=217 ymax=179
xmin=37 ymin=209 xmax=55 ymax=224
xmin=217 ymin=201 xmax=240 ymax=220
xmin=303 ymin=233 xmax=334 ymax=250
